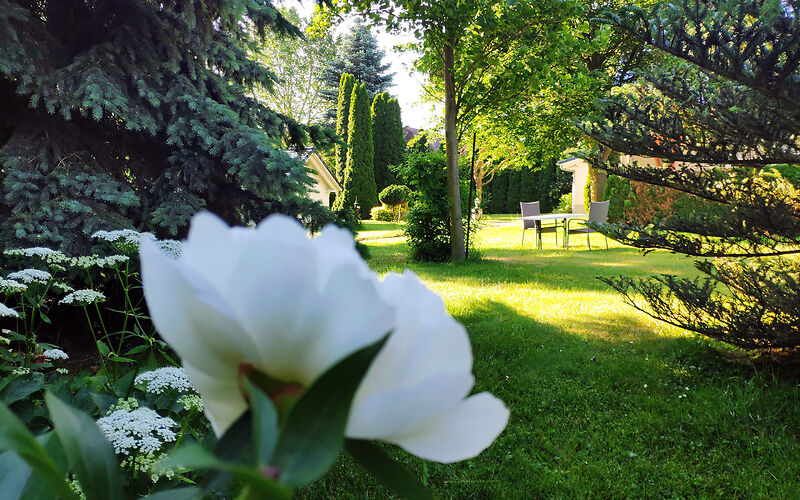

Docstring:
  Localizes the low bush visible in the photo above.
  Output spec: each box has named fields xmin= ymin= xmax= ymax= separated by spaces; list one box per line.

xmin=370 ymin=206 xmax=394 ymax=222
xmin=379 ymin=185 xmax=411 ymax=207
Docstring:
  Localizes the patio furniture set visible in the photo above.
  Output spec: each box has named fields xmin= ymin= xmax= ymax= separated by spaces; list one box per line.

xmin=520 ymin=200 xmax=610 ymax=250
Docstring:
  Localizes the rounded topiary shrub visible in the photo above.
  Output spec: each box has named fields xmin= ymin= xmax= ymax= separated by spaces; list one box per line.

xmin=379 ymin=184 xmax=411 ymax=207
xmin=371 ymin=206 xmax=395 ymax=222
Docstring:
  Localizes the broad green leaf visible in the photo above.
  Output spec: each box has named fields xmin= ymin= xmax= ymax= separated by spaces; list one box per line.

xmin=242 ymin=379 xmax=278 ymax=466
xmin=108 ymin=355 xmax=135 ymax=363
xmin=159 ymin=443 xmax=291 ymax=499
xmin=0 ymin=372 xmax=44 ymax=404
xmin=96 ymin=340 xmax=110 ymax=357
xmin=0 ymin=400 xmax=77 ymax=500
xmin=0 ymin=433 xmax=67 ymax=500
xmin=271 ymin=335 xmax=388 ymax=487
xmin=125 ymin=344 xmax=150 ymax=356
xmin=346 ymin=439 xmax=434 ymax=500
xmin=45 ymin=391 xmax=124 ymax=500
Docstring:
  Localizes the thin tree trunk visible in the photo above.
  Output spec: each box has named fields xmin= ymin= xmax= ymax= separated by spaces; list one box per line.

xmin=443 ymin=40 xmax=465 ymax=261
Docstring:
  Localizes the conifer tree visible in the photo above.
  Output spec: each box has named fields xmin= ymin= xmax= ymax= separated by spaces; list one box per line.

xmin=0 ymin=0 xmax=335 ymax=252
xmin=333 ymin=83 xmax=378 ymax=215
xmin=580 ymin=0 xmax=800 ymax=349
xmin=319 ymin=22 xmax=394 ymax=120
xmin=334 ymin=73 xmax=356 ymax=184
xmin=371 ymin=92 xmax=405 ymax=192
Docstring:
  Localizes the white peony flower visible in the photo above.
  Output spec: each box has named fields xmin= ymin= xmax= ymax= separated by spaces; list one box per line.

xmin=96 ymin=407 xmax=177 ymax=455
xmin=135 ymin=367 xmax=195 ymax=394
xmin=140 ymin=212 xmax=508 ymax=463
xmin=43 ymin=348 xmax=69 ymax=360
xmin=345 ymin=270 xmax=509 ymax=463
xmin=0 ymin=302 xmax=19 ymax=318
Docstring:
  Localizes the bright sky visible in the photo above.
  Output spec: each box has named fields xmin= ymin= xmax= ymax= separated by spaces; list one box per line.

xmin=282 ymin=1 xmax=441 ymax=129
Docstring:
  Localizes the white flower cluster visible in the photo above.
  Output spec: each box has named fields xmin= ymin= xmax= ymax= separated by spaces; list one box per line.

xmin=5 ymin=247 xmax=54 ymax=258
xmin=0 ymin=302 xmax=19 ymax=318
xmin=108 ymin=397 xmax=139 ymax=413
xmin=97 ymin=255 xmax=130 ymax=268
xmin=51 ymin=282 xmax=75 ymax=294
xmin=135 ymin=367 xmax=195 ymax=394
xmin=0 ymin=278 xmax=27 ymax=293
xmin=178 ymin=394 xmax=203 ymax=413
xmin=43 ymin=348 xmax=69 ymax=360
xmin=60 ymin=289 xmax=106 ymax=306
xmin=96 ymin=407 xmax=177 ymax=455
xmin=11 ymin=367 xmax=30 ymax=375
xmin=7 ymin=269 xmax=51 ymax=284
xmin=92 ymin=229 xmax=143 ymax=245
xmin=157 ymin=240 xmax=182 ymax=258
xmin=56 ymin=368 xmax=69 ymax=375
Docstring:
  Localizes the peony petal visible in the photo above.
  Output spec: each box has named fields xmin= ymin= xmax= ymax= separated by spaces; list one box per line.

xmin=183 ymin=362 xmax=245 ymax=436
xmin=140 ymin=238 xmax=256 ymax=378
xmin=222 ymin=236 xmax=322 ymax=384
xmin=180 ymin=212 xmax=254 ymax=295
xmin=390 ymin=392 xmax=510 ymax=463
xmin=304 ymin=265 xmax=395 ymax=381
xmin=346 ymin=372 xmax=473 ymax=439
xmin=311 ymin=224 xmax=370 ymax=278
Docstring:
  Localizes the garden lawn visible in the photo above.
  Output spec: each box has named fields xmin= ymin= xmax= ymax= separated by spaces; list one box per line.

xmin=301 ymin=216 xmax=800 ymax=499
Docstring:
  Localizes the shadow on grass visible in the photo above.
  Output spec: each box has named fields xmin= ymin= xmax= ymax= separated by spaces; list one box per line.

xmin=302 ymin=299 xmax=800 ymax=499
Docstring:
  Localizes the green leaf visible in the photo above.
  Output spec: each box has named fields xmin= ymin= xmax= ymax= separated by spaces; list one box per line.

xmin=125 ymin=344 xmax=150 ymax=356
xmin=345 ymin=439 xmax=434 ymax=500
xmin=96 ymin=340 xmax=110 ymax=357
xmin=0 ymin=433 xmax=68 ymax=500
xmin=0 ymin=373 xmax=44 ymax=404
xmin=242 ymin=379 xmax=278 ymax=466
xmin=141 ymin=486 xmax=203 ymax=499
xmin=270 ymin=335 xmax=388 ymax=487
xmin=0 ymin=400 xmax=77 ymax=500
xmin=108 ymin=355 xmax=135 ymax=363
xmin=158 ymin=443 xmax=291 ymax=500
xmin=45 ymin=391 xmax=124 ymax=500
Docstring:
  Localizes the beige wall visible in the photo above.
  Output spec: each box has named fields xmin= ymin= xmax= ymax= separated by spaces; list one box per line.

xmin=306 ymin=154 xmax=340 ymax=207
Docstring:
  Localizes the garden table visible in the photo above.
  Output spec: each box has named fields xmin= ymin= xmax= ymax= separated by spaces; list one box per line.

xmin=522 ymin=213 xmax=587 ymax=250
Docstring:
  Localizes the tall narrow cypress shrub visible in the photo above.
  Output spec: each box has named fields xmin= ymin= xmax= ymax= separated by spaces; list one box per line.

xmin=334 ymin=82 xmax=378 ymax=214
xmin=371 ymin=92 xmax=405 ymax=192
xmin=334 ymin=73 xmax=356 ymax=183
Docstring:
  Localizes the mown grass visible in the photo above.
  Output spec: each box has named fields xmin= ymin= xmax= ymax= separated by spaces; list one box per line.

xmin=300 ymin=216 xmax=800 ymax=499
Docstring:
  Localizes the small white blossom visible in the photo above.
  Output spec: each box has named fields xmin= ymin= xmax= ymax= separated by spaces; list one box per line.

xmin=71 ymin=256 xmax=102 ymax=269
xmin=96 ymin=407 xmax=177 ymax=456
xmin=43 ymin=349 xmax=69 ymax=360
xmin=135 ymin=367 xmax=195 ymax=394
xmin=0 ymin=302 xmax=19 ymax=318
xmin=56 ymin=368 xmax=69 ymax=375
xmin=11 ymin=367 xmax=30 ymax=375
xmin=60 ymin=289 xmax=106 ymax=306
xmin=0 ymin=279 xmax=27 ymax=293
xmin=178 ymin=394 xmax=203 ymax=413
xmin=7 ymin=269 xmax=51 ymax=284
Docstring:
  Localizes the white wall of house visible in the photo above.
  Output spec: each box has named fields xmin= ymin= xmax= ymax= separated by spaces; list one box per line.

xmin=305 ymin=153 xmax=341 ymax=207
xmin=557 ymin=157 xmax=589 ymax=214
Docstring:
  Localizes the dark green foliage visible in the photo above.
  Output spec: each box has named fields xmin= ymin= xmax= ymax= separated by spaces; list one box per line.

xmin=397 ymin=152 xmax=477 ymax=262
xmin=378 ymin=185 xmax=410 ymax=207
xmin=581 ymin=0 xmax=800 ymax=349
xmin=333 ymin=83 xmax=378 ymax=215
xmin=406 ymin=131 xmax=432 ymax=155
xmin=318 ymin=22 xmax=394 ymax=120
xmin=0 ymin=0 xmax=336 ymax=253
xmin=371 ymin=93 xmax=405 ymax=192
xmin=397 ymin=152 xmax=451 ymax=261
xmin=334 ymin=73 xmax=356 ymax=184
xmin=602 ymin=175 xmax=632 ymax=223
xmin=483 ymin=160 xmax=568 ymax=214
